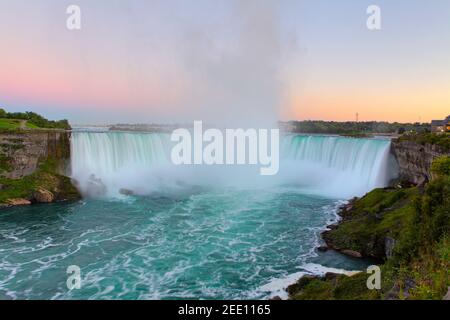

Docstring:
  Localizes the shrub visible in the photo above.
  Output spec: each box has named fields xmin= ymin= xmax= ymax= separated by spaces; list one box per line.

xmin=431 ymin=156 xmax=450 ymax=177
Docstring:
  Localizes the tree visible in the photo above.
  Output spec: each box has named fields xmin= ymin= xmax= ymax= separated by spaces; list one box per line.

xmin=431 ymin=156 xmax=450 ymax=177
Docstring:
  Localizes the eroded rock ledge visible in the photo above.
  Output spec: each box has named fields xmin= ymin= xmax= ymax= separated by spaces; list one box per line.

xmin=289 ymin=149 xmax=450 ymax=300
xmin=0 ymin=130 xmax=80 ymax=207
xmin=391 ymin=138 xmax=449 ymax=185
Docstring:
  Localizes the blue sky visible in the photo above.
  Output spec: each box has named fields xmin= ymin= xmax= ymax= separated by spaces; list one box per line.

xmin=0 ymin=0 xmax=449 ymax=124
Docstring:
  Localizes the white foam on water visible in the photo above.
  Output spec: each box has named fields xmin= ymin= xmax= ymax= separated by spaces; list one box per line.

xmin=71 ymin=132 xmax=396 ymax=199
xmin=257 ymin=263 xmax=362 ymax=300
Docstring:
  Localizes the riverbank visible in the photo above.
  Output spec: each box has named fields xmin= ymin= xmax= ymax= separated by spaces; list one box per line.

xmin=0 ymin=129 xmax=81 ymax=208
xmin=0 ymin=160 xmax=80 ymax=208
xmin=286 ymin=155 xmax=450 ymax=300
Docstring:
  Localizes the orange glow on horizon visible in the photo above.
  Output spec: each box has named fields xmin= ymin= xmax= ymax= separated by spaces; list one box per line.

xmin=283 ymin=85 xmax=450 ymax=123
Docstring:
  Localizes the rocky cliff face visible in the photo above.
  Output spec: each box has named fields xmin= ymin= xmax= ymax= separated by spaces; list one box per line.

xmin=0 ymin=130 xmax=80 ymax=206
xmin=391 ymin=139 xmax=449 ymax=185
xmin=0 ymin=131 xmax=71 ymax=179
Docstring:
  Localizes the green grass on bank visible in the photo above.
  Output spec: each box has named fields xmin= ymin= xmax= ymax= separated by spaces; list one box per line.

xmin=291 ymin=156 xmax=450 ymax=300
xmin=322 ymin=187 xmax=419 ymax=258
xmin=0 ymin=108 xmax=71 ymax=130
xmin=290 ymin=272 xmax=382 ymax=300
xmin=0 ymin=118 xmax=40 ymax=130
xmin=0 ymin=158 xmax=79 ymax=204
xmin=0 ymin=118 xmax=21 ymax=129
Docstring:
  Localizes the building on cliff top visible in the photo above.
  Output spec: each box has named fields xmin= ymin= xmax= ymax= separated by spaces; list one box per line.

xmin=431 ymin=115 xmax=450 ymax=133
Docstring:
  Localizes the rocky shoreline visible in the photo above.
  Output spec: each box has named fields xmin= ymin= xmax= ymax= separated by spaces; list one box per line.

xmin=285 ymin=154 xmax=450 ymax=300
xmin=267 ymin=200 xmax=368 ymax=300
xmin=319 ymin=198 xmax=392 ymax=261
xmin=265 ymin=199 xmax=371 ymax=301
xmin=319 ymin=199 xmax=363 ymax=258
xmin=0 ymin=177 xmax=81 ymax=209
xmin=281 ymin=135 xmax=450 ymax=300
xmin=0 ymin=130 xmax=81 ymax=208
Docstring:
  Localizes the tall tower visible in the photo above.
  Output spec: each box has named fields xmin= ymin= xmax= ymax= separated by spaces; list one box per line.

xmin=356 ymin=112 xmax=359 ymax=123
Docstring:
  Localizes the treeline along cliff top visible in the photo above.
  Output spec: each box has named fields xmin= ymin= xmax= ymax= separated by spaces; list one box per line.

xmin=0 ymin=108 xmax=71 ymax=131
xmin=280 ymin=120 xmax=430 ymax=136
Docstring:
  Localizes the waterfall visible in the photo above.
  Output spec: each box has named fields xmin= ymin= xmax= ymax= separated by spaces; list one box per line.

xmin=280 ymin=135 xmax=395 ymax=198
xmin=71 ymin=131 xmax=396 ymax=198
xmin=71 ymin=131 xmax=170 ymax=196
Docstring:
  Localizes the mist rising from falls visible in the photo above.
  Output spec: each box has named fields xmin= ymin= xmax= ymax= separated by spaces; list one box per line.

xmin=280 ymin=135 xmax=396 ymax=198
xmin=71 ymin=131 xmax=397 ymax=199
xmin=71 ymin=132 xmax=170 ymax=197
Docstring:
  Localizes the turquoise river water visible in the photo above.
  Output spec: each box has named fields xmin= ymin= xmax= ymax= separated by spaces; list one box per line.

xmin=0 ymin=133 xmax=395 ymax=299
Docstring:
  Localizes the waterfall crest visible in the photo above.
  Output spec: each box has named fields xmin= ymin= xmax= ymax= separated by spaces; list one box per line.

xmin=71 ymin=131 xmax=169 ymax=196
xmin=71 ymin=131 xmax=396 ymax=198
xmin=280 ymin=135 xmax=395 ymax=197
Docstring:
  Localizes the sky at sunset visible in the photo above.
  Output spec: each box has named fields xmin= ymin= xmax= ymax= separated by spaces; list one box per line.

xmin=0 ymin=0 xmax=449 ymax=125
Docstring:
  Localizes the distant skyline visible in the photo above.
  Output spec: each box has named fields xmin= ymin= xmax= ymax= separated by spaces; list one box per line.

xmin=0 ymin=0 xmax=449 ymax=124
